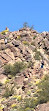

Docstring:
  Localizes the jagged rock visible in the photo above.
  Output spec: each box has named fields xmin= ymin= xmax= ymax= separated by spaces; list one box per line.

xmin=0 ymin=44 xmax=6 ymax=50
xmin=0 ymin=34 xmax=5 ymax=39
xmin=35 ymin=102 xmax=49 ymax=111
xmin=12 ymin=40 xmax=20 ymax=47
xmin=0 ymin=28 xmax=49 ymax=111
xmin=44 ymin=38 xmax=49 ymax=49
xmin=0 ymin=39 xmax=4 ymax=44
xmin=0 ymin=74 xmax=7 ymax=84
xmin=23 ymin=78 xmax=28 ymax=86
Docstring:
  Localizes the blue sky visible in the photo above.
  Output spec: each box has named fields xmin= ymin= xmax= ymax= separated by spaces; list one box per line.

xmin=0 ymin=0 xmax=49 ymax=32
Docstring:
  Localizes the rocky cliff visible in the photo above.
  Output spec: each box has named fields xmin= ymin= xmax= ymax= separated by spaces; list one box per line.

xmin=0 ymin=27 xmax=49 ymax=111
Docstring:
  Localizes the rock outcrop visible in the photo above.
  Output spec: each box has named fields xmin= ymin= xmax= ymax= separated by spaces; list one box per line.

xmin=0 ymin=27 xmax=49 ymax=111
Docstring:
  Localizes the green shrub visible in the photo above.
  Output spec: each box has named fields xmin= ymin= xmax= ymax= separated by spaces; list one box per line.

xmin=34 ymin=51 xmax=41 ymax=60
xmin=33 ymin=48 xmax=37 ymax=52
xmin=33 ymin=36 xmax=37 ymax=40
xmin=30 ymin=25 xmax=34 ymax=30
xmin=4 ymin=62 xmax=27 ymax=76
xmin=3 ymin=86 xmax=14 ymax=98
xmin=27 ymin=91 xmax=31 ymax=96
xmin=37 ymin=74 xmax=49 ymax=104
xmin=17 ymin=95 xmax=22 ymax=101
xmin=28 ymin=61 xmax=33 ymax=68
xmin=23 ymin=41 xmax=29 ymax=45
xmin=25 ymin=107 xmax=33 ymax=111
xmin=23 ymin=22 xmax=29 ymax=28
xmin=17 ymin=35 xmax=21 ymax=40
xmin=4 ymin=64 xmax=12 ymax=75
xmin=24 ymin=97 xmax=38 ymax=109
xmin=1 ymin=30 xmax=9 ymax=35
xmin=11 ymin=103 xmax=17 ymax=109
xmin=31 ymin=42 xmax=35 ymax=46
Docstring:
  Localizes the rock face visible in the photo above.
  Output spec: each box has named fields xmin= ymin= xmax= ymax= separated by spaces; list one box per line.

xmin=0 ymin=27 xmax=49 ymax=111
xmin=35 ymin=102 xmax=49 ymax=111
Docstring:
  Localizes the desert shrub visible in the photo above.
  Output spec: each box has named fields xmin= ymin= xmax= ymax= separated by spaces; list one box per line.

xmin=17 ymin=95 xmax=22 ymax=101
xmin=37 ymin=74 xmax=49 ymax=104
xmin=23 ymin=22 xmax=29 ymax=28
xmin=17 ymin=35 xmax=21 ymax=39
xmin=18 ymin=97 xmax=38 ymax=111
xmin=11 ymin=103 xmax=17 ymax=109
xmin=27 ymin=91 xmax=31 ymax=96
xmin=28 ymin=61 xmax=33 ymax=68
xmin=4 ymin=62 xmax=27 ymax=76
xmin=25 ymin=107 xmax=34 ymax=111
xmin=24 ymin=97 xmax=38 ymax=109
xmin=29 ymin=98 xmax=38 ymax=109
xmin=23 ymin=41 xmax=29 ymax=45
xmin=4 ymin=64 xmax=13 ymax=75
xmin=33 ymin=36 xmax=37 ymax=40
xmin=31 ymin=42 xmax=35 ymax=46
xmin=13 ymin=62 xmax=27 ymax=74
xmin=34 ymin=51 xmax=41 ymax=60
xmin=1 ymin=30 xmax=8 ymax=35
xmin=3 ymin=86 xmax=14 ymax=98
xmin=30 ymin=25 xmax=34 ymax=30
xmin=24 ymin=98 xmax=31 ymax=108
xmin=33 ymin=48 xmax=37 ymax=52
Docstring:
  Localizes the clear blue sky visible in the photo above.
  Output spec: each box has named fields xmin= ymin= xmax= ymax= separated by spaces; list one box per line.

xmin=0 ymin=0 xmax=49 ymax=32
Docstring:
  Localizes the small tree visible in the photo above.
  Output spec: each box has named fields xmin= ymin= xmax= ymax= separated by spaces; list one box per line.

xmin=23 ymin=22 xmax=29 ymax=28
xmin=4 ymin=62 xmax=27 ymax=76
xmin=37 ymin=74 xmax=49 ymax=104
xmin=30 ymin=25 xmax=34 ymax=30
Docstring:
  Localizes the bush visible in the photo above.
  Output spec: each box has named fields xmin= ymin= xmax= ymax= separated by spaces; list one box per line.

xmin=3 ymin=86 xmax=14 ymax=98
xmin=24 ymin=97 xmax=38 ymax=109
xmin=31 ymin=42 xmax=35 ymax=46
xmin=17 ymin=95 xmax=22 ymax=101
xmin=23 ymin=41 xmax=29 ymax=45
xmin=18 ymin=97 xmax=38 ymax=111
xmin=4 ymin=64 xmax=13 ymax=75
xmin=37 ymin=74 xmax=49 ymax=104
xmin=28 ymin=61 xmax=33 ymax=68
xmin=33 ymin=36 xmax=37 ymax=40
xmin=4 ymin=62 xmax=27 ymax=76
xmin=17 ymin=35 xmax=21 ymax=39
xmin=34 ymin=51 xmax=41 ymax=60
xmin=25 ymin=107 xmax=33 ymax=111
xmin=23 ymin=22 xmax=29 ymax=28
xmin=11 ymin=103 xmax=17 ymax=109
xmin=1 ymin=30 xmax=9 ymax=35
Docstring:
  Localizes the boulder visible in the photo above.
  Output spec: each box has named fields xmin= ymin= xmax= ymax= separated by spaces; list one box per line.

xmin=23 ymin=78 xmax=28 ymax=86
xmin=12 ymin=40 xmax=20 ymax=47
xmin=0 ymin=74 xmax=7 ymax=84
xmin=35 ymin=102 xmax=49 ymax=111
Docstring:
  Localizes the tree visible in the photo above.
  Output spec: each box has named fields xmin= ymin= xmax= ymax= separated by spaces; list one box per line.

xmin=23 ymin=22 xmax=29 ymax=28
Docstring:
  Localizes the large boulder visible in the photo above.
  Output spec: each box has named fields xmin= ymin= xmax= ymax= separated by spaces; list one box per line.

xmin=35 ymin=102 xmax=49 ymax=111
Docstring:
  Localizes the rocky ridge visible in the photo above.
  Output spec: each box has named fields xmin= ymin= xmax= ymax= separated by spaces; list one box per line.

xmin=0 ymin=27 xmax=49 ymax=111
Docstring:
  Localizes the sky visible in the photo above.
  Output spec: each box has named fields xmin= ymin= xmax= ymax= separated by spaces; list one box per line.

xmin=0 ymin=0 xmax=49 ymax=32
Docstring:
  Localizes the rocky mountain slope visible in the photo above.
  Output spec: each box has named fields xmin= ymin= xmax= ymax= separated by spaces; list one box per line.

xmin=0 ymin=27 xmax=49 ymax=111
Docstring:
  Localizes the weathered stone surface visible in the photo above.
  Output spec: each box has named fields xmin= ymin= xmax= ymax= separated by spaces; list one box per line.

xmin=12 ymin=40 xmax=20 ymax=47
xmin=0 ymin=74 xmax=7 ymax=84
xmin=35 ymin=102 xmax=49 ymax=111
xmin=0 ymin=28 xmax=49 ymax=111
xmin=23 ymin=78 xmax=28 ymax=85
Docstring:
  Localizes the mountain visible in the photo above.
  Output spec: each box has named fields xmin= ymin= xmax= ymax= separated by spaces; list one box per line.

xmin=0 ymin=27 xmax=49 ymax=111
